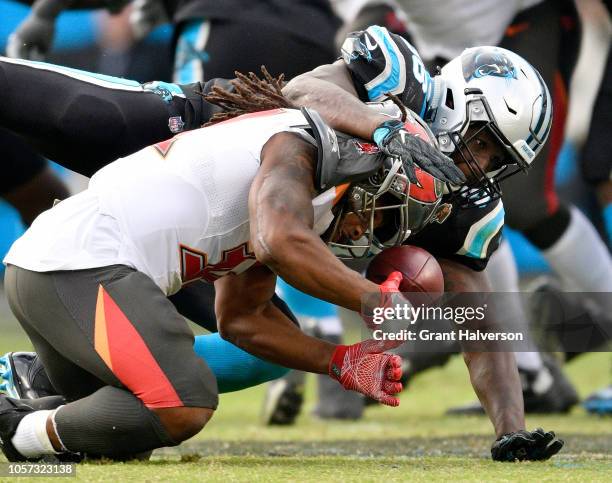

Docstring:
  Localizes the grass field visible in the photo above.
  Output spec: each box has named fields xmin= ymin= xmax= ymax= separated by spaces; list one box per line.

xmin=0 ymin=309 xmax=610 ymax=482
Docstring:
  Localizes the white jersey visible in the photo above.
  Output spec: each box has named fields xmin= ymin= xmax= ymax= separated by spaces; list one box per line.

xmin=396 ymin=0 xmax=544 ymax=61
xmin=4 ymin=109 xmax=343 ymax=296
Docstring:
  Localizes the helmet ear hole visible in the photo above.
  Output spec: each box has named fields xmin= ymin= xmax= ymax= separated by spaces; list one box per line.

xmin=445 ymin=89 xmax=454 ymax=109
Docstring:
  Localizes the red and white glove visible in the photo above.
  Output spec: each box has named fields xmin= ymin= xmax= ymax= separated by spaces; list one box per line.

xmin=328 ymin=339 xmax=403 ymax=407
xmin=363 ymin=271 xmax=410 ymax=331
xmin=379 ymin=271 xmax=403 ymax=304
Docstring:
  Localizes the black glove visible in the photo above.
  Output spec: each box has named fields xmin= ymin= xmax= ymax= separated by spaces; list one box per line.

xmin=373 ymin=120 xmax=466 ymax=186
xmin=130 ymin=0 xmax=170 ymax=40
xmin=6 ymin=13 xmax=56 ymax=60
xmin=491 ymin=428 xmax=564 ymax=462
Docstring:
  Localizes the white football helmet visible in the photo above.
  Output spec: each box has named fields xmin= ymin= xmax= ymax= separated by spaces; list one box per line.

xmin=429 ymin=46 xmax=553 ymax=203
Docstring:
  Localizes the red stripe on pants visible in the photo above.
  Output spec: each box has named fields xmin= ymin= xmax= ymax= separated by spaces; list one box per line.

xmin=96 ymin=286 xmax=183 ymax=408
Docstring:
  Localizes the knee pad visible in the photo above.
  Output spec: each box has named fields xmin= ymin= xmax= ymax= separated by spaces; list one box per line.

xmin=58 ymin=95 xmax=129 ymax=176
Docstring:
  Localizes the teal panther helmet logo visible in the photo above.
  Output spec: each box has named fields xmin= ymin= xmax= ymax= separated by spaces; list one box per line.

xmin=462 ymin=48 xmax=517 ymax=81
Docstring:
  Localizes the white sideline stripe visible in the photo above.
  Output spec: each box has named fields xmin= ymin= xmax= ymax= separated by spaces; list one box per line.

xmin=0 ymin=56 xmax=144 ymax=92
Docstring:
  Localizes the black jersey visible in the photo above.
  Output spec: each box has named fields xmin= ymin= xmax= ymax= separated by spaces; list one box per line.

xmin=409 ymin=195 xmax=504 ymax=271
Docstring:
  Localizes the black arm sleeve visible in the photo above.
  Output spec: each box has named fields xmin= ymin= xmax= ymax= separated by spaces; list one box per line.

xmin=0 ymin=57 xmax=220 ymax=176
xmin=340 ymin=25 xmax=433 ymax=116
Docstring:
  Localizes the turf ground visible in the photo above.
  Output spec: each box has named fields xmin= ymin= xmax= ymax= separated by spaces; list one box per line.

xmin=0 ymin=306 xmax=610 ymax=482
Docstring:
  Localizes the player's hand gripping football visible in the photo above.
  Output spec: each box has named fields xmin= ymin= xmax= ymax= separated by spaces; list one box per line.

xmin=373 ymin=119 xmax=466 ymax=186
xmin=328 ymin=339 xmax=403 ymax=406
xmin=491 ymin=428 xmax=564 ymax=462
xmin=361 ymin=271 xmax=410 ymax=330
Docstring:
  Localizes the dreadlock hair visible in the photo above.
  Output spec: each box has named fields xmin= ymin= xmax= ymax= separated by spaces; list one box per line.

xmin=201 ymin=66 xmax=297 ymax=126
xmin=384 ymin=91 xmax=408 ymax=122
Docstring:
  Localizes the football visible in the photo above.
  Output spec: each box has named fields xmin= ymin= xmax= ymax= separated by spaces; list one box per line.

xmin=366 ymin=245 xmax=444 ymax=299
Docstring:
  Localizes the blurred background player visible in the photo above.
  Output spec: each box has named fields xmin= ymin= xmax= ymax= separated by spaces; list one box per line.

xmin=578 ymin=9 xmax=612 ymax=414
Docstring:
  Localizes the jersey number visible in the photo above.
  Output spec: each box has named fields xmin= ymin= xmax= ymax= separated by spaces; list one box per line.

xmin=180 ymin=242 xmax=257 ymax=283
xmin=153 ymin=137 xmax=178 ymax=158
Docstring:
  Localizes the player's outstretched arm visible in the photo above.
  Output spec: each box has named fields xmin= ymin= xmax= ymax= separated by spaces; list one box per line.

xmin=439 ymin=259 xmax=525 ymax=438
xmin=282 ymin=61 xmax=465 ymax=185
xmin=214 ymin=265 xmax=403 ymax=406
xmin=250 ymin=131 xmax=379 ymax=313
xmin=437 ymin=259 xmax=564 ymax=461
xmin=214 ymin=265 xmax=333 ymax=374
xmin=282 ymin=61 xmax=389 ymax=141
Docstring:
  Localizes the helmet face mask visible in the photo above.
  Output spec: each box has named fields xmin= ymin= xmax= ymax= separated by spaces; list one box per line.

xmin=325 ymin=158 xmax=445 ymax=259
xmin=325 ymin=158 xmax=413 ymax=259
xmin=444 ymin=96 xmax=529 ymax=206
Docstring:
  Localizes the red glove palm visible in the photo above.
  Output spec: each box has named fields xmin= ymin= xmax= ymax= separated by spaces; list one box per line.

xmin=329 ymin=339 xmax=403 ymax=407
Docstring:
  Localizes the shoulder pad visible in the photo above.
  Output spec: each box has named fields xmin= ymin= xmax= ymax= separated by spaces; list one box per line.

xmin=300 ymin=107 xmax=386 ymax=191
xmin=299 ymin=107 xmax=340 ymax=190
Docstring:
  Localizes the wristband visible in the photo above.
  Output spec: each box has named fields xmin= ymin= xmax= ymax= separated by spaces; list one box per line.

xmin=328 ymin=345 xmax=348 ymax=381
xmin=373 ymin=119 xmax=404 ymax=146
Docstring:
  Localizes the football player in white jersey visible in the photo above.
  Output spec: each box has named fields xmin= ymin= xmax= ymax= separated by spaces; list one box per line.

xmin=0 ymin=92 xmax=423 ymax=461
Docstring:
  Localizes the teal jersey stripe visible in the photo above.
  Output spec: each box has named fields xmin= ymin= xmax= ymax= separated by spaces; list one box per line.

xmin=175 ymin=20 xmax=206 ymax=84
xmin=366 ymin=25 xmax=403 ymax=101
xmin=464 ymin=206 xmax=505 ymax=259
xmin=9 ymin=58 xmax=141 ymax=88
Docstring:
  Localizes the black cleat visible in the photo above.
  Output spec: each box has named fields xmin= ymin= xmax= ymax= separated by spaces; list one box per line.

xmin=0 ymin=352 xmax=56 ymax=400
xmin=0 ymin=394 xmax=37 ymax=462
xmin=312 ymin=373 xmax=364 ymax=420
xmin=521 ymin=355 xmax=579 ymax=413
xmin=447 ymin=355 xmax=579 ymax=415
xmin=261 ymin=373 xmax=305 ymax=426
